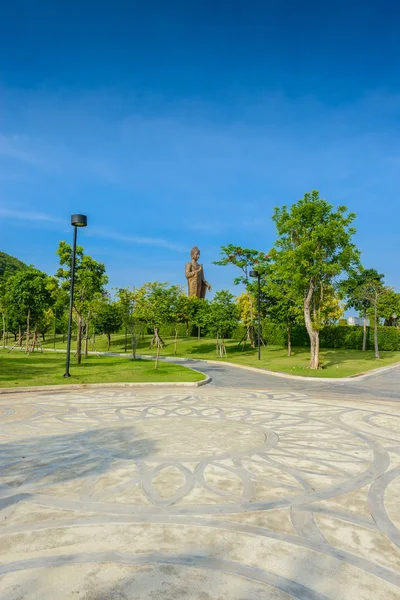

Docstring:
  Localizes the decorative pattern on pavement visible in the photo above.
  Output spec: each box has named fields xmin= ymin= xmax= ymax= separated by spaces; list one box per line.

xmin=0 ymin=389 xmax=399 ymax=599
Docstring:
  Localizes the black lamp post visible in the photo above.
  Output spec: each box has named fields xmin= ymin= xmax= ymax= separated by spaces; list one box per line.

xmin=250 ymin=269 xmax=261 ymax=360
xmin=64 ymin=214 xmax=87 ymax=378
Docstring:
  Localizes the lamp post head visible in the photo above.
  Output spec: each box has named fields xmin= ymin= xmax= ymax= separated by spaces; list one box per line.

xmin=249 ymin=270 xmax=259 ymax=278
xmin=71 ymin=214 xmax=87 ymax=227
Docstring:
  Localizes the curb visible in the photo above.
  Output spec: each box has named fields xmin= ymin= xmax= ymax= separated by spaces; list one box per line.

xmin=4 ymin=346 xmax=400 ymax=383
xmin=191 ymin=358 xmax=400 ymax=382
xmin=0 ymin=358 xmax=212 ymax=396
xmin=0 ymin=373 xmax=211 ymax=395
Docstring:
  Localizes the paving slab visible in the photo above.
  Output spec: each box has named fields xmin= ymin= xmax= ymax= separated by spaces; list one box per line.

xmin=0 ymin=386 xmax=399 ymax=599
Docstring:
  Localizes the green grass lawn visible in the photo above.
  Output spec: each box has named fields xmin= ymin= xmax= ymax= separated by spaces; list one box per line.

xmin=31 ymin=332 xmax=400 ymax=378
xmin=0 ymin=349 xmax=204 ymax=388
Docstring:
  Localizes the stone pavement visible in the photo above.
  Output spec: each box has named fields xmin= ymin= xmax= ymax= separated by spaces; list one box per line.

xmin=0 ymin=382 xmax=400 ymax=599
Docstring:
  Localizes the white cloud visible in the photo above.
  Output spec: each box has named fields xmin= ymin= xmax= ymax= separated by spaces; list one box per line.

xmin=87 ymin=227 xmax=186 ymax=252
xmin=0 ymin=206 xmax=62 ymax=223
xmin=0 ymin=134 xmax=43 ymax=167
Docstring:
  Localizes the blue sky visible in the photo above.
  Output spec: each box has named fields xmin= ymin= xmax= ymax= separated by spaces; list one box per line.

xmin=1 ymin=0 xmax=399 ymax=295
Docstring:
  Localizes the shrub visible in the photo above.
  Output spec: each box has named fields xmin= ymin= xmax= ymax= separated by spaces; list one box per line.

xmin=260 ymin=321 xmax=400 ymax=351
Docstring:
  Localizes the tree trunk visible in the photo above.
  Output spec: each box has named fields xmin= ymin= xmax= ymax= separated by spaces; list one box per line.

xmin=186 ymin=321 xmax=189 ymax=337
xmin=124 ymin=327 xmax=127 ymax=353
xmin=174 ymin=325 xmax=178 ymax=355
xmin=287 ymin=323 xmax=292 ymax=357
xmin=13 ymin=333 xmax=17 ymax=341
xmin=26 ymin=310 xmax=31 ymax=354
xmin=18 ymin=326 xmax=22 ymax=347
xmin=107 ymin=332 xmax=111 ymax=350
xmin=42 ymin=333 xmax=46 ymax=342
xmin=198 ymin=325 xmax=201 ymax=341
xmin=304 ymin=283 xmax=320 ymax=369
xmin=84 ymin=315 xmax=90 ymax=358
xmin=31 ymin=324 xmax=39 ymax=353
xmin=76 ymin=315 xmax=82 ymax=364
xmin=2 ymin=312 xmax=5 ymax=348
xmin=374 ymin=295 xmax=380 ymax=359
xmin=362 ymin=310 xmax=367 ymax=352
xmin=154 ymin=327 xmax=160 ymax=369
xmin=131 ymin=323 xmax=136 ymax=360
xmin=53 ymin=315 xmax=57 ymax=350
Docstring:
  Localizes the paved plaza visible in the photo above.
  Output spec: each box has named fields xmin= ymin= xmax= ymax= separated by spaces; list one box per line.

xmin=0 ymin=367 xmax=400 ymax=598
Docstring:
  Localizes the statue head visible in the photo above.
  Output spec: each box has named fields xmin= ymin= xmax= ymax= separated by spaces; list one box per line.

xmin=190 ymin=246 xmax=200 ymax=261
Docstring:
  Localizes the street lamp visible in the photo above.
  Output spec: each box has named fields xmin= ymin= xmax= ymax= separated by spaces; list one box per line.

xmin=250 ymin=269 xmax=261 ymax=360
xmin=64 ymin=214 xmax=87 ymax=377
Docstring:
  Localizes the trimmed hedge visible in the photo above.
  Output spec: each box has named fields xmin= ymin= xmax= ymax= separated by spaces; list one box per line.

xmin=260 ymin=321 xmax=400 ymax=352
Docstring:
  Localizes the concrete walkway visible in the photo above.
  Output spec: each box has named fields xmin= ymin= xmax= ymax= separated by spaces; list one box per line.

xmin=0 ymin=364 xmax=400 ymax=597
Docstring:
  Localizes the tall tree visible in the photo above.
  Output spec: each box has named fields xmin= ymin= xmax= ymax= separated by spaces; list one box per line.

xmin=379 ymin=290 xmax=400 ymax=326
xmin=3 ymin=269 xmax=54 ymax=353
xmin=135 ymin=282 xmax=173 ymax=368
xmin=341 ymin=268 xmax=384 ymax=351
xmin=271 ymin=190 xmax=359 ymax=369
xmin=260 ymin=274 xmax=303 ymax=357
xmin=214 ymin=245 xmax=269 ymax=347
xmin=96 ymin=300 xmax=123 ymax=350
xmin=56 ymin=241 xmax=108 ymax=364
xmin=209 ymin=291 xmax=239 ymax=357
xmin=353 ymin=280 xmax=392 ymax=359
xmin=116 ymin=287 xmax=137 ymax=356
xmin=168 ymin=285 xmax=186 ymax=354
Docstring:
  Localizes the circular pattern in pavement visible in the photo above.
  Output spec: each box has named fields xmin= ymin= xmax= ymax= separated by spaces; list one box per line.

xmin=0 ymin=388 xmax=399 ymax=599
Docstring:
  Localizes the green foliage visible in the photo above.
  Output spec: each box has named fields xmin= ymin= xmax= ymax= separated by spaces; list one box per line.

xmin=213 ymin=245 xmax=269 ymax=286
xmin=3 ymin=268 xmax=54 ymax=326
xmin=341 ymin=267 xmax=384 ymax=316
xmin=96 ymin=301 xmax=123 ymax=348
xmin=262 ymin=321 xmax=400 ymax=352
xmin=135 ymin=282 xmax=174 ymax=330
xmin=0 ymin=251 xmax=27 ymax=280
xmin=208 ymin=291 xmax=239 ymax=338
xmin=116 ymin=287 xmax=136 ymax=329
xmin=270 ymin=190 xmax=360 ymax=367
xmin=56 ymin=241 xmax=108 ymax=318
xmin=379 ymin=289 xmax=400 ymax=324
xmin=271 ymin=191 xmax=359 ymax=291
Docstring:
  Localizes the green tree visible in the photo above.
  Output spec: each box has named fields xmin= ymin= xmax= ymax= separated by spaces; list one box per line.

xmin=186 ymin=295 xmax=208 ymax=341
xmin=135 ymin=282 xmax=173 ymax=368
xmin=96 ymin=301 xmax=123 ymax=350
xmin=353 ymin=280 xmax=392 ymax=359
xmin=261 ymin=275 xmax=302 ymax=357
xmin=3 ymin=268 xmax=54 ymax=353
xmin=168 ymin=285 xmax=186 ymax=354
xmin=341 ymin=268 xmax=384 ymax=350
xmin=116 ymin=287 xmax=137 ymax=356
xmin=379 ymin=289 xmax=400 ymax=326
xmin=214 ymin=245 xmax=269 ymax=347
xmin=56 ymin=241 xmax=108 ymax=364
xmin=209 ymin=291 xmax=239 ymax=356
xmin=271 ymin=190 xmax=359 ymax=369
xmin=174 ymin=294 xmax=191 ymax=337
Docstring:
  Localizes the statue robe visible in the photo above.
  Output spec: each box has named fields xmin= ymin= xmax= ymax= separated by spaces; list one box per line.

xmin=185 ymin=260 xmax=208 ymax=298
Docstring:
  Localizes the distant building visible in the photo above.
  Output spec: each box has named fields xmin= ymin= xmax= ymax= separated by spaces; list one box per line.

xmin=347 ymin=316 xmax=370 ymax=326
